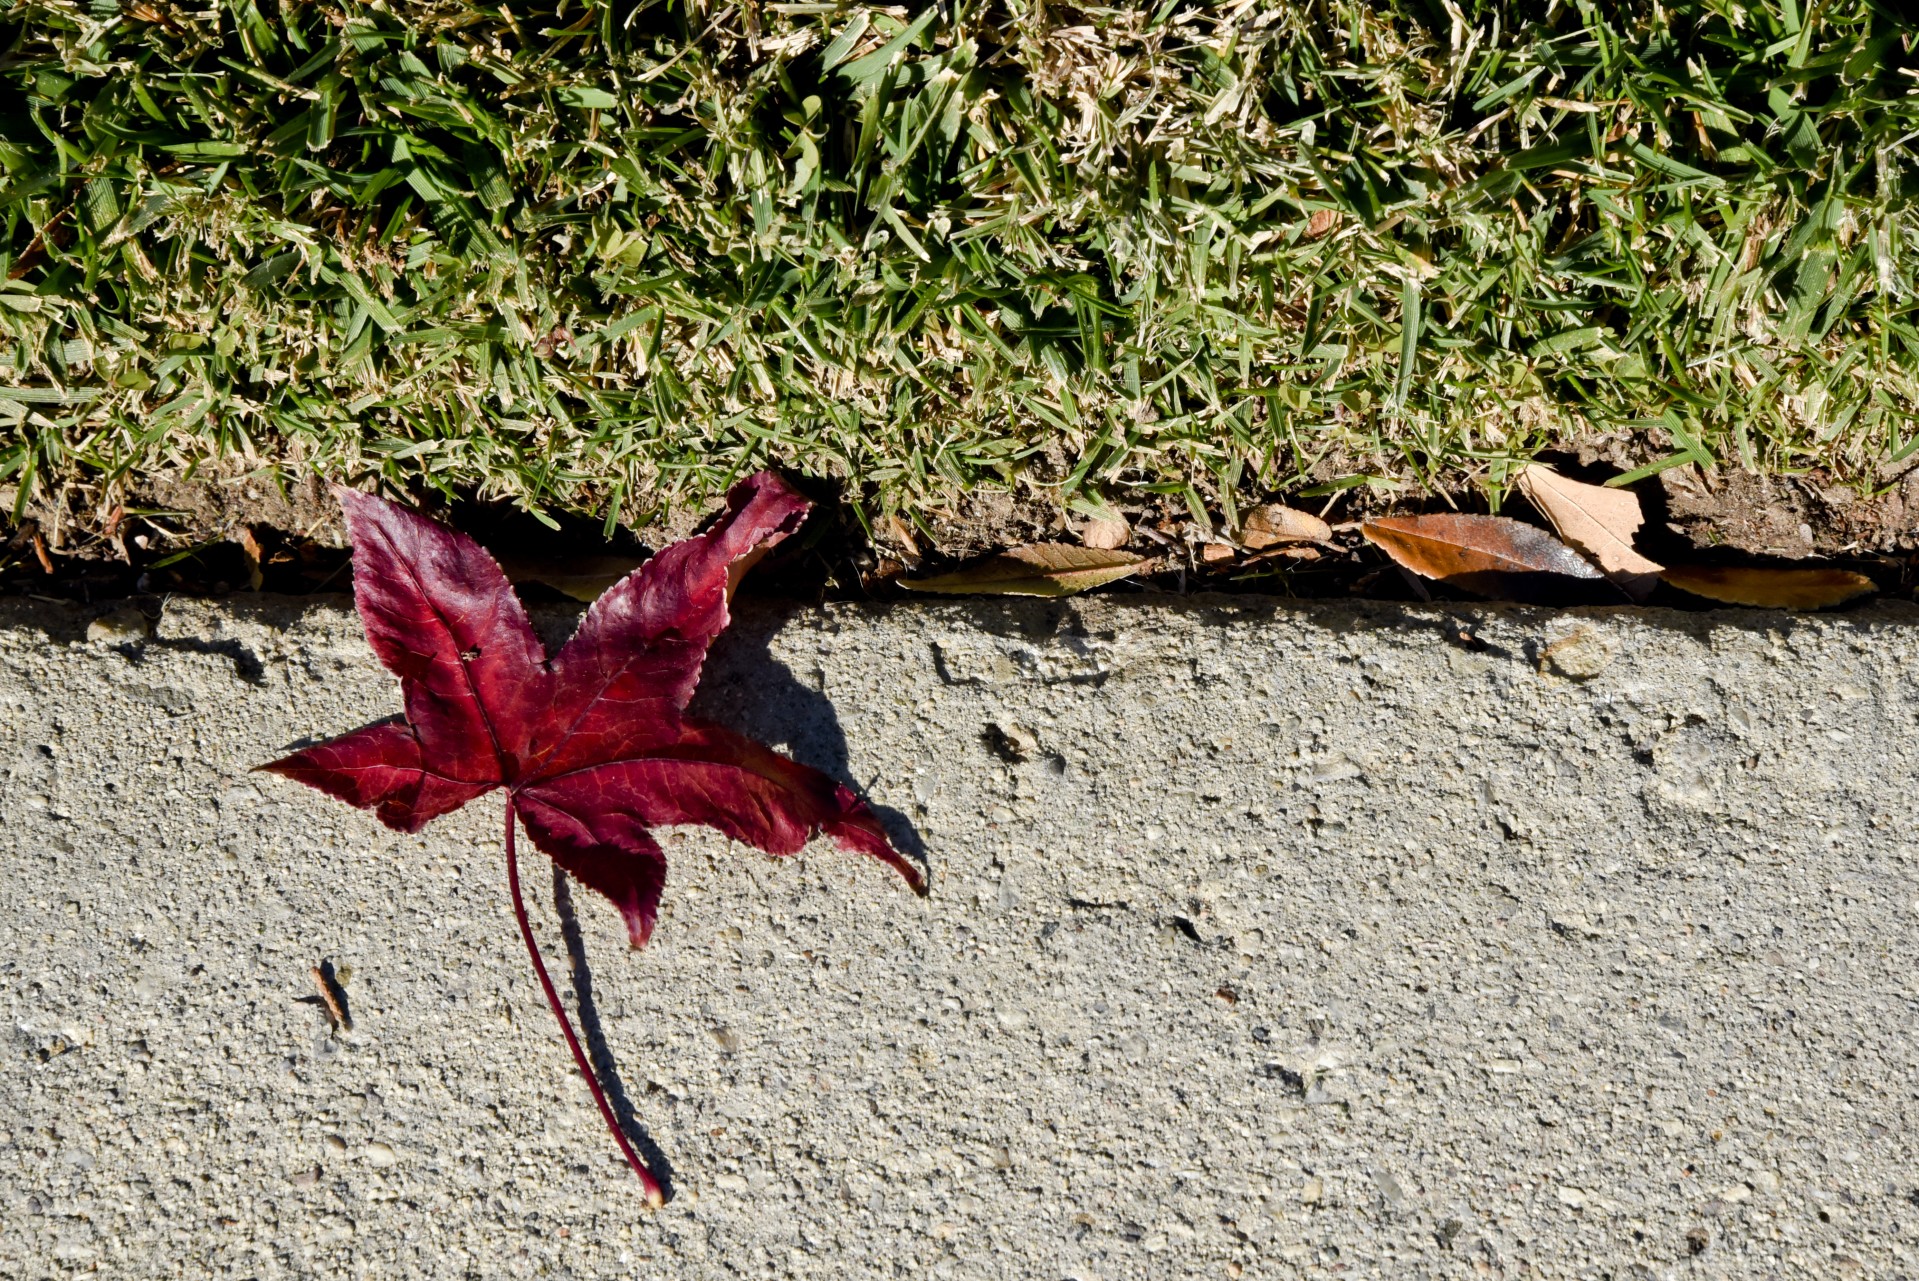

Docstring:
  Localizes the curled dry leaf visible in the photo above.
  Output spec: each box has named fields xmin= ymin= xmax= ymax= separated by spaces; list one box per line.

xmin=901 ymin=543 xmax=1146 ymax=597
xmin=1660 ymin=565 xmax=1875 ymax=610
xmin=1239 ymin=503 xmax=1331 ymax=549
xmin=1512 ymin=464 xmax=1662 ymax=599
xmin=1363 ymin=514 xmax=1601 ymax=599
xmin=236 ymin=526 xmax=266 ymax=591
xmin=1079 ymin=516 xmax=1131 ymax=550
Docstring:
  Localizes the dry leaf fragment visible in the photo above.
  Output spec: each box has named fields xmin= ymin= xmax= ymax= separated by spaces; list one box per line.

xmin=901 ymin=544 xmax=1146 ymax=597
xmin=237 ymin=526 xmax=266 ymax=591
xmin=1660 ymin=565 xmax=1875 ymax=610
xmin=1239 ymin=504 xmax=1332 ymax=549
xmin=310 ymin=965 xmax=350 ymax=1031
xmin=1363 ymin=514 xmax=1601 ymax=599
xmin=1513 ymin=464 xmax=1662 ymax=599
xmin=104 ymin=504 xmax=130 ymax=563
xmin=882 ymin=513 xmax=922 ymax=561
xmin=1079 ymin=516 xmax=1131 ymax=550
xmin=1242 ymin=544 xmax=1325 ymax=565
xmin=1200 ymin=543 xmax=1236 ymax=564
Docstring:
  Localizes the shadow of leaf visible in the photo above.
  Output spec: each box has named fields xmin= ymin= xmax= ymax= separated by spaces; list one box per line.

xmin=551 ymin=865 xmax=675 ymax=1200
xmin=692 ymin=601 xmax=933 ymax=884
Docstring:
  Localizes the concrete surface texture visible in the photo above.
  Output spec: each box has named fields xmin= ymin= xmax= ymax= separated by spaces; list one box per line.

xmin=3 ymin=591 xmax=1917 ymax=1279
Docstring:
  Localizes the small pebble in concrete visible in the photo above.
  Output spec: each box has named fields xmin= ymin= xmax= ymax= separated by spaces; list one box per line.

xmin=86 ymin=607 xmax=150 ymax=645
xmin=1538 ymin=622 xmax=1614 ymax=679
xmin=984 ymin=721 xmax=1037 ymax=762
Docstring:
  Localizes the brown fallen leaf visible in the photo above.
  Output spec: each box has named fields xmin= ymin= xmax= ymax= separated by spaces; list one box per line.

xmin=881 ymin=513 xmax=922 ymax=562
xmin=103 ymin=504 xmax=130 ymax=563
xmin=1079 ymin=516 xmax=1131 ymax=550
xmin=30 ymin=527 xmax=53 ymax=575
xmin=236 ymin=525 xmax=266 ymax=591
xmin=1200 ymin=542 xmax=1236 ymax=564
xmin=1248 ymin=545 xmax=1321 ymax=563
xmin=901 ymin=544 xmax=1146 ymax=597
xmin=1363 ymin=514 xmax=1601 ymax=599
xmin=1513 ymin=464 xmax=1662 ymax=599
xmin=497 ymin=553 xmax=647 ymax=603
xmin=1239 ymin=503 xmax=1331 ymax=549
xmin=1660 ymin=565 xmax=1875 ymax=610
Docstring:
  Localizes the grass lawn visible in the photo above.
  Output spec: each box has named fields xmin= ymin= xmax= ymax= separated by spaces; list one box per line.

xmin=3 ymin=0 xmax=1918 ymax=544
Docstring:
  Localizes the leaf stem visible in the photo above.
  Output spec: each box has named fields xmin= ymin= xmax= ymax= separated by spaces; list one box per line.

xmin=504 ymin=798 xmax=665 ymax=1207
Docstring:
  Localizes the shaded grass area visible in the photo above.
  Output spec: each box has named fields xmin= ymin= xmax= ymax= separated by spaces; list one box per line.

xmin=3 ymin=0 xmax=1918 ymax=544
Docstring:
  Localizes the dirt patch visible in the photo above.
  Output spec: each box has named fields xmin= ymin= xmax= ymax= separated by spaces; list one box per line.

xmin=1656 ymin=465 xmax=1919 ymax=558
xmin=893 ymin=487 xmax=1070 ymax=561
xmin=134 ymin=465 xmax=347 ymax=548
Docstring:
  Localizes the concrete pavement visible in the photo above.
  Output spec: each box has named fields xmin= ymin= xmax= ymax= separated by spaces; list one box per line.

xmin=3 ymin=592 xmax=1917 ymax=1277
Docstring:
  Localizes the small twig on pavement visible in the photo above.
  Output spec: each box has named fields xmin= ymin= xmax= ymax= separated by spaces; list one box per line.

xmin=310 ymin=965 xmax=351 ymax=1031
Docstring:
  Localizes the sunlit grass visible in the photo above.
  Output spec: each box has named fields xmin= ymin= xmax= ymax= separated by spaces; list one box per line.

xmin=3 ymin=0 xmax=1916 ymax=538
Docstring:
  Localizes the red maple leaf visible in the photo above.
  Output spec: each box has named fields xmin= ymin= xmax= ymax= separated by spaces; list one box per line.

xmin=261 ymin=471 xmax=923 ymax=1204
